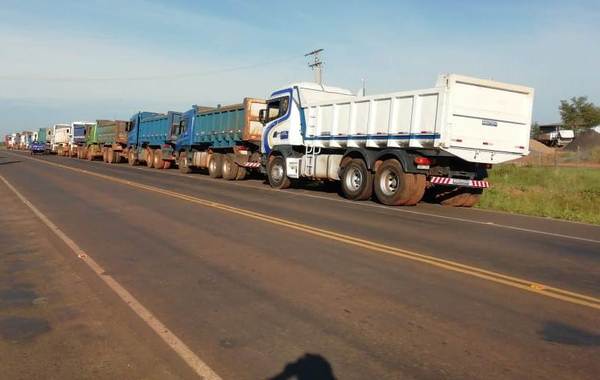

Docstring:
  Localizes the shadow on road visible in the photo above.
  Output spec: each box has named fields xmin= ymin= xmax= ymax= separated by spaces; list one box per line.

xmin=267 ymin=353 xmax=336 ymax=380
xmin=540 ymin=321 xmax=600 ymax=346
xmin=0 ymin=160 xmax=22 ymax=166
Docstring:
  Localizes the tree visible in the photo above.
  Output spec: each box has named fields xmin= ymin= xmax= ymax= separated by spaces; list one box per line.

xmin=559 ymin=96 xmax=600 ymax=132
xmin=530 ymin=121 xmax=540 ymax=138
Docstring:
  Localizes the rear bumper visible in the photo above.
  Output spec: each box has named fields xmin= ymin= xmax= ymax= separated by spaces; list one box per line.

xmin=429 ymin=176 xmax=489 ymax=188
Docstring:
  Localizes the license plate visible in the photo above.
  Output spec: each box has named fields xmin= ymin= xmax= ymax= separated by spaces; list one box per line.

xmin=452 ymin=178 xmax=471 ymax=186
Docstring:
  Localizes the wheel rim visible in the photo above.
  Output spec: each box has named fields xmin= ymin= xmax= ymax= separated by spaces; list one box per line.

xmin=345 ymin=167 xmax=363 ymax=192
xmin=379 ymin=168 xmax=399 ymax=196
xmin=271 ymin=162 xmax=284 ymax=182
xmin=209 ymin=158 xmax=216 ymax=172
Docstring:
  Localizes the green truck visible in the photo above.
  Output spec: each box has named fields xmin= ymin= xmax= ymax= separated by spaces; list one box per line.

xmin=81 ymin=120 xmax=130 ymax=162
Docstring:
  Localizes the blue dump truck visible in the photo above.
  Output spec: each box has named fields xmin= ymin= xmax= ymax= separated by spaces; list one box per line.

xmin=175 ymin=99 xmax=265 ymax=179
xmin=127 ymin=111 xmax=182 ymax=169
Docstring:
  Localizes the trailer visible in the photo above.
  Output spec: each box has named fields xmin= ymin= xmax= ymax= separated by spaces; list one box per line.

xmin=85 ymin=120 xmax=130 ymax=163
xmin=68 ymin=121 xmax=95 ymax=157
xmin=174 ymin=100 xmax=264 ymax=179
xmin=127 ymin=111 xmax=182 ymax=169
xmin=37 ymin=127 xmax=52 ymax=153
xmin=19 ymin=131 xmax=34 ymax=150
xmin=52 ymin=124 xmax=71 ymax=155
xmin=10 ymin=133 xmax=20 ymax=150
xmin=260 ymin=74 xmax=534 ymax=207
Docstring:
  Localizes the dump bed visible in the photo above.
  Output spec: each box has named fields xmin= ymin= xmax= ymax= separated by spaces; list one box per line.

xmin=37 ymin=128 xmax=47 ymax=143
xmin=303 ymin=74 xmax=534 ymax=164
xmin=96 ymin=120 xmax=129 ymax=145
xmin=191 ymin=98 xmax=265 ymax=148
xmin=137 ymin=111 xmax=181 ymax=147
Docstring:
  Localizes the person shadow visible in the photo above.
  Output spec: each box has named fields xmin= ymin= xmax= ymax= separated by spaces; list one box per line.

xmin=267 ymin=353 xmax=337 ymax=380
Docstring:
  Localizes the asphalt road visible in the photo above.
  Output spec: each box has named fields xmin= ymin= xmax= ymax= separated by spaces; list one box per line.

xmin=1 ymin=150 xmax=599 ymax=380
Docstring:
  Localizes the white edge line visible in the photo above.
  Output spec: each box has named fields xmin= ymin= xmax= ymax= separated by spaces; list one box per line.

xmin=8 ymin=150 xmax=600 ymax=245
xmin=0 ymin=174 xmax=221 ymax=380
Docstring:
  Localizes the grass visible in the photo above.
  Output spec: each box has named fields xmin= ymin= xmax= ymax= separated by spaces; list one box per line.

xmin=477 ymin=165 xmax=600 ymax=224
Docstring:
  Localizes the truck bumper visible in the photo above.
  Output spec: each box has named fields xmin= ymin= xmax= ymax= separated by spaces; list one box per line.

xmin=429 ymin=176 xmax=489 ymax=188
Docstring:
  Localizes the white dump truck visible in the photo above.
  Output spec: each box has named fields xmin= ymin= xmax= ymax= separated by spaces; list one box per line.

xmin=260 ymin=74 xmax=534 ymax=207
xmin=51 ymin=123 xmax=71 ymax=155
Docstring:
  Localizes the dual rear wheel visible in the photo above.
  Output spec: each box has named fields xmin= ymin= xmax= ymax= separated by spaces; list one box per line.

xmin=339 ymin=158 xmax=425 ymax=206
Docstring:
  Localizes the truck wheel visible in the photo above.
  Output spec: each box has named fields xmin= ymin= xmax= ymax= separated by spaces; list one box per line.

xmin=128 ymin=150 xmax=138 ymax=166
xmin=235 ymin=166 xmax=247 ymax=180
xmin=222 ymin=154 xmax=238 ymax=180
xmin=267 ymin=155 xmax=291 ymax=189
xmin=178 ymin=153 xmax=192 ymax=174
xmin=87 ymin=148 xmax=93 ymax=161
xmin=340 ymin=158 xmax=372 ymax=201
xmin=153 ymin=148 xmax=164 ymax=169
xmin=145 ymin=149 xmax=154 ymax=168
xmin=102 ymin=148 xmax=108 ymax=162
xmin=107 ymin=147 xmax=114 ymax=163
xmin=405 ymin=174 xmax=426 ymax=206
xmin=208 ymin=153 xmax=223 ymax=178
xmin=373 ymin=159 xmax=414 ymax=205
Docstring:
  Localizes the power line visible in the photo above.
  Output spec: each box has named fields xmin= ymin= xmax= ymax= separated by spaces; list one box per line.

xmin=0 ymin=55 xmax=303 ymax=82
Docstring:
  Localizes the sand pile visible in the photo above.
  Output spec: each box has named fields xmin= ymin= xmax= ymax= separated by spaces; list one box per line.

xmin=529 ymin=139 xmax=555 ymax=154
xmin=564 ymin=129 xmax=600 ymax=152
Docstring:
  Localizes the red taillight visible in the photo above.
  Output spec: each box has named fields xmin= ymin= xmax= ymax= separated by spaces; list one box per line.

xmin=414 ymin=157 xmax=431 ymax=165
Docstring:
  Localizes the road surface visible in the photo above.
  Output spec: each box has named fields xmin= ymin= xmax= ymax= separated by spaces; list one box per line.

xmin=1 ymin=150 xmax=599 ymax=380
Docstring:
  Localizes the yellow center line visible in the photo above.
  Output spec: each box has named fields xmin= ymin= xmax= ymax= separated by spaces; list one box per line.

xmin=12 ymin=153 xmax=600 ymax=311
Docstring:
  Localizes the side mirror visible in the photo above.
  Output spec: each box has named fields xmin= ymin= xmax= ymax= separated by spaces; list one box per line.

xmin=258 ymin=109 xmax=266 ymax=124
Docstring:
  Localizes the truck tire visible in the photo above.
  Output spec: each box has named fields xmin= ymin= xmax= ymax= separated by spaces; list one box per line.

xmin=87 ymin=148 xmax=93 ymax=161
xmin=267 ymin=155 xmax=291 ymax=189
xmin=405 ymin=173 xmax=426 ymax=206
xmin=152 ymin=148 xmax=164 ymax=169
xmin=102 ymin=148 xmax=108 ymax=162
xmin=145 ymin=149 xmax=154 ymax=168
xmin=178 ymin=153 xmax=192 ymax=174
xmin=222 ymin=154 xmax=238 ymax=180
xmin=235 ymin=166 xmax=247 ymax=180
xmin=208 ymin=153 xmax=223 ymax=178
xmin=107 ymin=147 xmax=113 ymax=163
xmin=340 ymin=158 xmax=372 ymax=201
xmin=128 ymin=150 xmax=138 ymax=166
xmin=373 ymin=159 xmax=414 ymax=205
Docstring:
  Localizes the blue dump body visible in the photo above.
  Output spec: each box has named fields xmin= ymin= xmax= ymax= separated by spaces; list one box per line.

xmin=176 ymin=100 xmax=263 ymax=151
xmin=128 ymin=111 xmax=180 ymax=148
xmin=73 ymin=124 xmax=86 ymax=144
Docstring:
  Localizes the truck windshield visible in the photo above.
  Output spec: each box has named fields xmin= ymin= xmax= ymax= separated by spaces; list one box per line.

xmin=265 ymin=96 xmax=289 ymax=123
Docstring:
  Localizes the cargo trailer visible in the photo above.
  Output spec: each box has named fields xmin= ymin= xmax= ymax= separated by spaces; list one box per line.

xmin=260 ymin=74 xmax=534 ymax=207
xmin=175 ymin=99 xmax=265 ymax=179
xmin=127 ymin=111 xmax=182 ymax=169
xmin=84 ymin=120 xmax=130 ymax=163
xmin=67 ymin=121 xmax=95 ymax=157
xmin=52 ymin=124 xmax=71 ymax=155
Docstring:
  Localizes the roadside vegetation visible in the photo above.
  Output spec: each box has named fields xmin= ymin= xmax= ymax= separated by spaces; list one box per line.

xmin=478 ymin=165 xmax=600 ymax=224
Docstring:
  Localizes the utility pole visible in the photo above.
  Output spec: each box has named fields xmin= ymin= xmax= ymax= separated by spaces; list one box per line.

xmin=305 ymin=49 xmax=324 ymax=85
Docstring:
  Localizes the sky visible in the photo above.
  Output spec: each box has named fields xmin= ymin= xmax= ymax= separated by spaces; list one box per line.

xmin=1 ymin=0 xmax=599 ymax=134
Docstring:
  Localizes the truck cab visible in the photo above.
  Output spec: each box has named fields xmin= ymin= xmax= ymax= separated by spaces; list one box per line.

xmin=261 ymin=83 xmax=355 ymax=155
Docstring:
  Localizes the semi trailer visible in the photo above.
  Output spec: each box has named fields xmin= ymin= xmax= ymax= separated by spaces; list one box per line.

xmin=260 ymin=74 xmax=534 ymax=206
xmin=68 ymin=121 xmax=95 ymax=157
xmin=19 ymin=131 xmax=34 ymax=150
xmin=127 ymin=111 xmax=182 ymax=169
xmin=174 ymin=100 xmax=264 ymax=179
xmin=84 ymin=120 xmax=129 ymax=163
xmin=52 ymin=124 xmax=71 ymax=155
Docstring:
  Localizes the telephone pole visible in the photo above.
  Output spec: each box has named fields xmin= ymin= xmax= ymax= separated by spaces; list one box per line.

xmin=305 ymin=49 xmax=324 ymax=85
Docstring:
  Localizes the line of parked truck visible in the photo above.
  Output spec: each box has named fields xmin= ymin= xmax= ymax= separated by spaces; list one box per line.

xmin=3 ymin=74 xmax=535 ymax=207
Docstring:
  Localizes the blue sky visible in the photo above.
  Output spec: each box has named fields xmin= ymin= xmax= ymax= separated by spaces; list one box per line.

xmin=1 ymin=0 xmax=599 ymax=134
